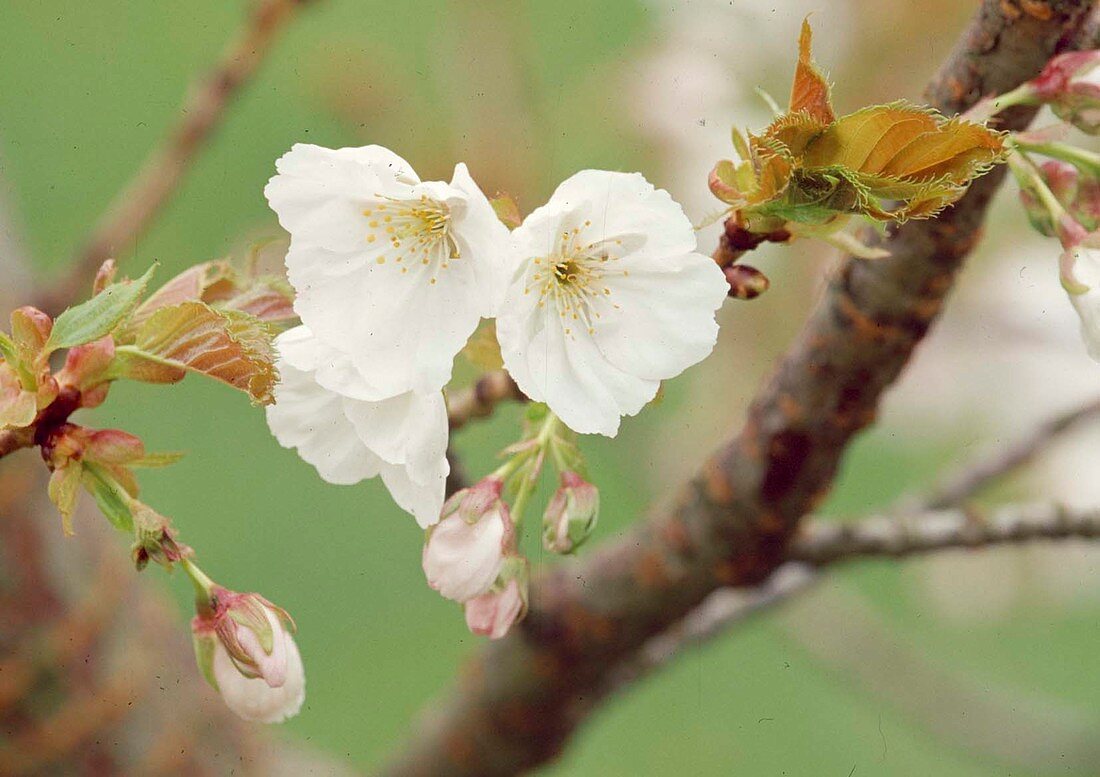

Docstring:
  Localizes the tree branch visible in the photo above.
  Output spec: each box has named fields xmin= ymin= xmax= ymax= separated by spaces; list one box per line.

xmin=609 ymin=501 xmax=1100 ymax=694
xmin=34 ymin=0 xmax=315 ymax=315
xmin=379 ymin=4 xmax=1099 ymax=775
xmin=916 ymin=397 xmax=1100 ymax=510
xmin=446 ymin=371 xmax=524 ymax=431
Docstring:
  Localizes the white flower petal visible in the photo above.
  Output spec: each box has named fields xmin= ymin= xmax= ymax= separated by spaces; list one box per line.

xmin=497 ymin=169 xmax=725 ymax=436
xmin=265 ymin=144 xmax=418 ymax=254
xmin=266 ymin=327 xmax=448 ymax=524
xmin=511 ymin=169 xmax=696 ymax=263
xmin=499 ymin=296 xmax=655 ymax=436
xmin=287 ymin=242 xmax=484 ymax=397
xmin=378 ymin=459 xmax=448 ymax=529
xmin=590 ymin=251 xmax=726 ymax=380
xmin=265 ymin=356 xmax=383 ymax=485
xmin=212 ymin=632 xmax=305 ymax=724
xmin=449 ymin=162 xmax=512 ymax=314
xmin=267 ymin=145 xmax=509 ymax=399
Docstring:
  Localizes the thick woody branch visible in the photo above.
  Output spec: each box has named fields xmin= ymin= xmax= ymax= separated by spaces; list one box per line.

xmin=380 ymin=4 xmax=1099 ymax=775
xmin=35 ymin=0 xmax=314 ymax=314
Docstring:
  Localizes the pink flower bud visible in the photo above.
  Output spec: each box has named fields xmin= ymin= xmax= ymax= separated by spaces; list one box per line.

xmin=191 ymin=589 xmax=305 ymax=723
xmin=1030 ymin=51 xmax=1100 ymax=134
xmin=464 ymin=566 xmax=527 ymax=640
xmin=57 ymin=336 xmax=115 ymax=394
xmin=542 ymin=471 xmax=599 ymax=554
xmin=423 ymin=477 xmax=513 ymax=602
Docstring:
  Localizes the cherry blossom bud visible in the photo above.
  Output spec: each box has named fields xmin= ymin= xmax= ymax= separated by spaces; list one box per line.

xmin=56 ymin=336 xmax=115 ymax=396
xmin=464 ymin=559 xmax=528 ymax=640
xmin=723 ymin=264 xmax=771 ymax=300
xmin=191 ymin=588 xmax=305 ymax=723
xmin=1058 ymin=230 xmax=1100 ymax=360
xmin=1029 ymin=50 xmax=1100 ymax=134
xmin=131 ymin=504 xmax=191 ymax=571
xmin=422 ymin=477 xmax=513 ymax=602
xmin=542 ymin=471 xmax=600 ymax=554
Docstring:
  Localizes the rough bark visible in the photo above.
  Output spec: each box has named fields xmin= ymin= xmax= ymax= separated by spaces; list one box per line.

xmin=379 ymin=3 xmax=1100 ymax=775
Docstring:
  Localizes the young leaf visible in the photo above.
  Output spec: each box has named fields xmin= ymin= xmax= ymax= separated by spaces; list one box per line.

xmin=788 ymin=19 xmax=834 ymax=125
xmin=489 ymin=194 xmax=523 ymax=229
xmin=112 ymin=301 xmax=278 ymax=405
xmin=133 ymin=260 xmax=296 ymax=327
xmin=81 ymin=462 xmax=134 ymax=533
xmin=49 ymin=462 xmax=83 ymax=536
xmin=46 ymin=265 xmax=156 ymax=353
xmin=463 ymin=322 xmax=504 ymax=370
xmin=0 ymin=362 xmax=37 ymax=429
xmin=129 ymin=450 xmax=186 ymax=468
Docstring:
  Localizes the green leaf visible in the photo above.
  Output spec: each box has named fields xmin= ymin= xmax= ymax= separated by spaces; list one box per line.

xmin=81 ymin=462 xmax=134 ymax=533
xmin=49 ymin=463 xmax=83 ymax=536
xmin=0 ymin=331 xmax=16 ymax=364
xmin=112 ymin=301 xmax=278 ymax=405
xmin=46 ymin=265 xmax=156 ymax=353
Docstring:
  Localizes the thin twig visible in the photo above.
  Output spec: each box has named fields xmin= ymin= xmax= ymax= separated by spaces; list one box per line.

xmin=609 ymin=502 xmax=1100 ymax=694
xmin=35 ymin=0 xmax=314 ymax=314
xmin=916 ymin=397 xmax=1100 ymax=510
xmin=0 ymin=428 xmax=34 ymax=461
xmin=446 ymin=370 xmax=525 ymax=431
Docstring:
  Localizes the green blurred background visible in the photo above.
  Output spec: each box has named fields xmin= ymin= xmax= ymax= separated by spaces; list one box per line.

xmin=2 ymin=1 xmax=1099 ymax=774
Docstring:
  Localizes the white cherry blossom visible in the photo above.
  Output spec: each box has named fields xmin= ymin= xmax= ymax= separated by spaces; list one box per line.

xmin=264 ymin=144 xmax=509 ymax=399
xmin=1062 ymin=235 xmax=1100 ymax=360
xmin=265 ymin=325 xmax=448 ymax=527
xmin=496 ymin=170 xmax=728 ymax=436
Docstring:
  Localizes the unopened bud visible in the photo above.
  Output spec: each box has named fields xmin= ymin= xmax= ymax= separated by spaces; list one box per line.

xmin=1030 ymin=50 xmax=1100 ymax=135
xmin=57 ymin=336 xmax=115 ymax=395
xmin=424 ymin=477 xmax=513 ymax=602
xmin=191 ymin=587 xmax=305 ymax=723
xmin=542 ymin=471 xmax=599 ymax=554
xmin=130 ymin=504 xmax=191 ymax=571
xmin=723 ymin=264 xmax=771 ymax=300
xmin=464 ymin=558 xmax=528 ymax=640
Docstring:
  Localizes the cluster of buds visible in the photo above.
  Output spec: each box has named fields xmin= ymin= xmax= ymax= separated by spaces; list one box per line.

xmin=422 ymin=477 xmax=529 ymax=638
xmin=0 ymin=257 xmax=307 ymax=724
xmin=1009 ymin=127 xmax=1100 ymax=361
xmin=190 ymin=577 xmax=305 ymax=723
xmin=1024 ymin=51 xmax=1100 ymax=135
xmin=421 ymin=406 xmax=601 ymax=639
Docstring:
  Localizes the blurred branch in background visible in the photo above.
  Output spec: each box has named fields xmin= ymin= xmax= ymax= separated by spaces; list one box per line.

xmin=609 ymin=391 xmax=1100 ymax=695
xmin=0 ymin=4 xmax=354 ymax=773
xmin=916 ymin=397 xmax=1100 ymax=510
xmin=380 ymin=3 xmax=1100 ymax=775
xmin=446 ymin=370 xmax=525 ymax=432
xmin=34 ymin=0 xmax=316 ymax=315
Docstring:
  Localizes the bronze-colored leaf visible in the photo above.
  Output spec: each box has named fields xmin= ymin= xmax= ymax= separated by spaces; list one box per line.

xmin=877 ymin=118 xmax=1004 ymax=182
xmin=788 ymin=19 xmax=834 ymax=125
xmin=113 ymin=302 xmax=278 ymax=405
xmin=801 ymin=103 xmax=940 ymax=172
